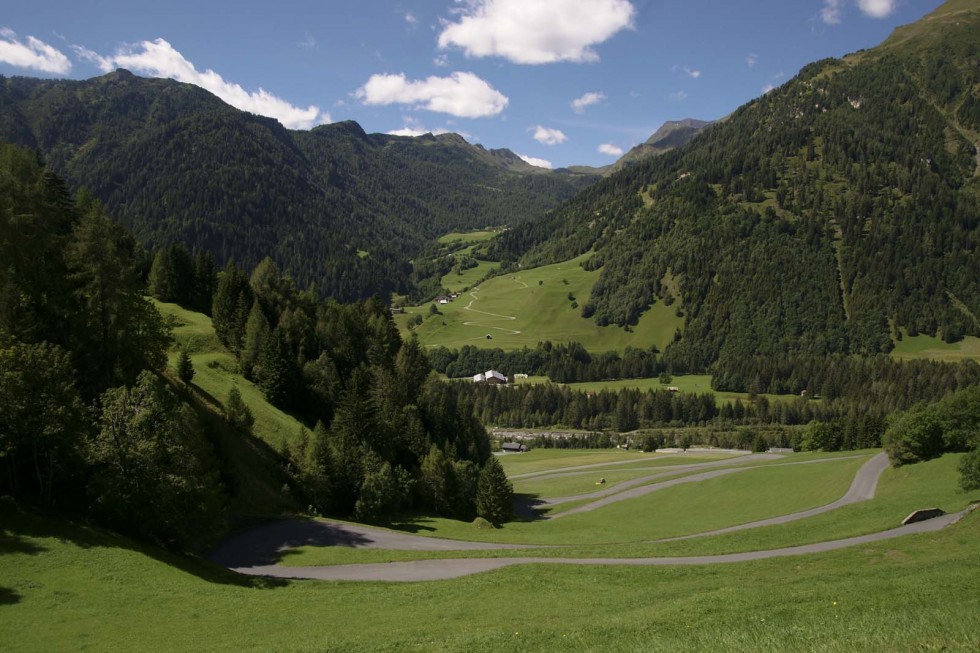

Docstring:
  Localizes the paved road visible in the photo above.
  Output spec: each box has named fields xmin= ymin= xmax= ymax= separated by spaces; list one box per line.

xmin=209 ymin=519 xmax=535 ymax=569
xmin=217 ymin=511 xmax=966 ymax=582
xmin=210 ymin=451 xmax=961 ymax=583
xmin=654 ymin=453 xmax=890 ymax=541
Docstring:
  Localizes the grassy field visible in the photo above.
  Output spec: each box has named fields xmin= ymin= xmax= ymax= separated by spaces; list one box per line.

xmin=154 ymin=300 xmax=305 ymax=450
xmin=436 ymin=230 xmax=501 ymax=245
xmin=440 ymin=259 xmax=496 ymax=294
xmin=279 ymin=451 xmax=975 ymax=566
xmin=3 ymin=470 xmax=978 ymax=652
xmin=408 ymin=455 xmax=868 ymax=544
xmin=890 ymin=330 xmax=980 ymax=361
xmin=395 ymin=253 xmax=684 ymax=353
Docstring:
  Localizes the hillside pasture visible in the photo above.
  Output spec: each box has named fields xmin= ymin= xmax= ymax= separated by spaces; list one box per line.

xmin=890 ymin=330 xmax=980 ymax=362
xmin=155 ymin=300 xmax=305 ymax=450
xmin=396 ymin=254 xmax=683 ymax=353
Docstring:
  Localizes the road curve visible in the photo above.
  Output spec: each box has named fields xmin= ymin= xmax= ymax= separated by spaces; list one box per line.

xmin=546 ymin=454 xmax=870 ymax=519
xmin=219 ymin=511 xmax=966 ymax=582
xmin=210 ymin=451 xmax=960 ymax=583
xmin=653 ymin=452 xmax=890 ymax=541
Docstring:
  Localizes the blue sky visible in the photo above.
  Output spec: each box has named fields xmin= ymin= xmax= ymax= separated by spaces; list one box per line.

xmin=0 ymin=0 xmax=944 ymax=168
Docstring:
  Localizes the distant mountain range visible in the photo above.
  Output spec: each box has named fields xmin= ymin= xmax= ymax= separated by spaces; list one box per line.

xmin=0 ymin=69 xmax=597 ymax=299
xmin=488 ymin=0 xmax=980 ymax=370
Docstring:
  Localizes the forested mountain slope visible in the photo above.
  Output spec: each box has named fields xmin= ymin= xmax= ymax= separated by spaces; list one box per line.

xmin=488 ymin=0 xmax=980 ymax=372
xmin=0 ymin=70 xmax=596 ymax=300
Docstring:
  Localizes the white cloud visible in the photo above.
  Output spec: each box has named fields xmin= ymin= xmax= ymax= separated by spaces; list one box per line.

xmin=684 ymin=66 xmax=701 ymax=79
xmin=531 ymin=125 xmax=567 ymax=145
xmin=404 ymin=12 xmax=418 ymax=26
xmin=763 ymin=83 xmax=776 ymax=94
xmin=821 ymin=0 xmax=845 ymax=24
xmin=571 ymin=91 xmax=605 ymax=113
xmin=388 ymin=126 xmax=444 ymax=137
xmin=78 ymin=38 xmax=328 ymax=129
xmin=517 ymin=153 xmax=553 ymax=169
xmin=298 ymin=34 xmax=317 ymax=50
xmin=433 ymin=53 xmax=449 ymax=67
xmin=857 ymin=0 xmax=896 ymax=18
xmin=355 ymin=71 xmax=508 ymax=118
xmin=669 ymin=90 xmax=688 ymax=101
xmin=0 ymin=28 xmax=71 ymax=74
xmin=746 ymin=53 xmax=758 ymax=68
xmin=72 ymin=44 xmax=111 ymax=71
xmin=598 ymin=143 xmax=623 ymax=157
xmin=386 ymin=116 xmax=456 ymax=137
xmin=437 ymin=0 xmax=635 ymax=65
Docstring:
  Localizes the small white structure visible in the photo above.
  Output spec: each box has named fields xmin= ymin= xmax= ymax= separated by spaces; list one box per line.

xmin=473 ymin=370 xmax=507 ymax=384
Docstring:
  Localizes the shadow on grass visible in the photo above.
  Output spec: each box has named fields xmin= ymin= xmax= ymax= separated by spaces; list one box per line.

xmin=0 ymin=587 xmax=21 ymax=605
xmin=513 ymin=492 xmax=547 ymax=522
xmin=209 ymin=518 xmax=373 ymax=568
xmin=1 ymin=503 xmax=286 ymax=590
xmin=384 ymin=520 xmax=436 ymax=534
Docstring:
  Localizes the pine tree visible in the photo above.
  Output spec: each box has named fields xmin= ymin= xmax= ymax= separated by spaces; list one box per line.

xmin=475 ymin=456 xmax=512 ymax=526
xmin=176 ymin=348 xmax=195 ymax=385
xmin=241 ymin=301 xmax=270 ymax=378
xmin=225 ymin=387 xmax=254 ymax=431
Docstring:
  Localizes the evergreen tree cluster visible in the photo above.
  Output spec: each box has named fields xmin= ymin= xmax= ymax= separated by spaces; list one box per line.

xmin=0 ymin=144 xmax=224 ymax=550
xmin=428 ymin=341 xmax=662 ymax=383
xmin=206 ymin=255 xmax=497 ymax=522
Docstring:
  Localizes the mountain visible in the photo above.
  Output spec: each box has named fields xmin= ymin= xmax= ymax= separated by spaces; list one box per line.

xmin=0 ymin=70 xmax=597 ymax=300
xmin=487 ymin=0 xmax=980 ymax=372
xmin=606 ymin=119 xmax=712 ymax=175
xmin=567 ymin=118 xmax=711 ymax=177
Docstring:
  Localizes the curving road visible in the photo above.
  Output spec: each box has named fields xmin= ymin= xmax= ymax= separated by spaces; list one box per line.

xmin=653 ymin=453 xmax=890 ymax=541
xmin=213 ymin=511 xmax=966 ymax=582
xmin=210 ymin=451 xmax=965 ymax=582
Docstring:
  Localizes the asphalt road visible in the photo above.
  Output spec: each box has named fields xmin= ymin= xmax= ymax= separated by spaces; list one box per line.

xmin=215 ymin=511 xmax=965 ymax=582
xmin=209 ymin=451 xmax=964 ymax=582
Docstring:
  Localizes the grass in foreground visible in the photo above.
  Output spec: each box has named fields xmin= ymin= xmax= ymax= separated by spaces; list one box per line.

xmin=2 ymin=501 xmax=977 ymax=652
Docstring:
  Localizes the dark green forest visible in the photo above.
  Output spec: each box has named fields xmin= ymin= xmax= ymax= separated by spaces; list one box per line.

xmin=0 ymin=70 xmax=595 ymax=302
xmin=0 ymin=144 xmax=509 ymax=548
xmin=487 ymin=3 xmax=980 ymax=375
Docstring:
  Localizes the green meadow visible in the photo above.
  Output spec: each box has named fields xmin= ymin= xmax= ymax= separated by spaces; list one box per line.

xmin=436 ymin=230 xmax=501 ymax=245
xmin=396 ymin=253 xmax=683 ymax=353
xmin=3 ymin=450 xmax=978 ymax=652
xmin=5 ymin=302 xmax=967 ymax=652
xmin=890 ymin=330 xmax=980 ymax=362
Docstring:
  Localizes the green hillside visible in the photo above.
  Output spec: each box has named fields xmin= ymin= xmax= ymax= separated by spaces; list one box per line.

xmin=0 ymin=71 xmax=596 ymax=301
xmin=157 ymin=300 xmax=305 ymax=450
xmin=397 ymin=253 xmax=683 ymax=352
xmin=487 ymin=0 xmax=980 ymax=375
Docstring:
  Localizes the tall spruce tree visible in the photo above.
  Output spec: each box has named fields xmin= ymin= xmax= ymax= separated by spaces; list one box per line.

xmin=476 ymin=456 xmax=513 ymax=526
